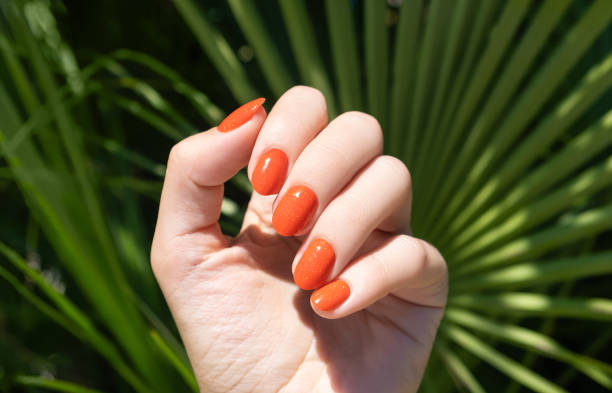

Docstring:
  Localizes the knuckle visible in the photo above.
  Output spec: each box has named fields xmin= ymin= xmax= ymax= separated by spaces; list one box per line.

xmin=397 ymin=235 xmax=429 ymax=275
xmin=338 ymin=111 xmax=383 ymax=150
xmin=286 ymin=85 xmax=327 ymax=113
xmin=371 ymin=251 xmax=393 ymax=288
xmin=341 ymin=111 xmax=380 ymax=129
xmin=376 ymin=155 xmax=412 ymax=193
xmin=396 ymin=235 xmax=448 ymax=286
xmin=167 ymin=139 xmax=191 ymax=169
xmin=315 ymin=144 xmax=351 ymax=173
xmin=340 ymin=111 xmax=383 ymax=138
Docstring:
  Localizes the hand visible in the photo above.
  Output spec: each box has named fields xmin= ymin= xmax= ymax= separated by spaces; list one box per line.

xmin=151 ymin=86 xmax=448 ymax=393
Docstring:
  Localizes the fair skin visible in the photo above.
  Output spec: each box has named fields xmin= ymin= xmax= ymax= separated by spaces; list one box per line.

xmin=151 ymin=86 xmax=448 ymax=393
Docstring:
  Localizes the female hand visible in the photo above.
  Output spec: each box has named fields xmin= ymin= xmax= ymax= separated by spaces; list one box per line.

xmin=151 ymin=86 xmax=448 ymax=393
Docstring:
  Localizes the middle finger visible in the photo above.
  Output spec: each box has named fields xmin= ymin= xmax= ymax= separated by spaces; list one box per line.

xmin=272 ymin=111 xmax=383 ymax=237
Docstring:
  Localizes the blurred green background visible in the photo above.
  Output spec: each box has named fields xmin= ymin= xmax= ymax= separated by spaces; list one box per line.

xmin=1 ymin=0 xmax=612 ymax=392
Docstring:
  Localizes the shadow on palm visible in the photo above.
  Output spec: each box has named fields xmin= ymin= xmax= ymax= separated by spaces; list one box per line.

xmin=231 ymin=223 xmax=439 ymax=392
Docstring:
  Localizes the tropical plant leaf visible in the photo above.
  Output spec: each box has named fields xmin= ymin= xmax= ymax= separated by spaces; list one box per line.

xmin=404 ymin=0 xmax=454 ymax=167
xmin=0 ymin=243 xmax=150 ymax=393
xmin=14 ymin=375 xmax=107 ymax=393
xmin=388 ymin=0 xmax=423 ymax=157
xmin=443 ymin=324 xmax=569 ymax=393
xmin=424 ymin=0 xmax=612 ymax=236
xmin=452 ymin=251 xmax=612 ymax=292
xmin=227 ymin=0 xmax=294 ymax=98
xmin=324 ymin=0 xmax=362 ymax=112
xmin=437 ymin=341 xmax=486 ymax=393
xmin=2 ymin=0 xmax=612 ymax=391
xmin=425 ymin=0 xmax=574 ymax=230
xmin=450 ymin=293 xmax=612 ymax=321
xmin=440 ymin=52 xmax=612 ymax=246
xmin=364 ymin=0 xmax=389 ymax=131
xmin=277 ymin=0 xmax=338 ymax=117
xmin=150 ymin=330 xmax=198 ymax=392
xmin=173 ymin=0 xmax=259 ymax=102
xmin=415 ymin=0 xmax=533 ymax=225
xmin=446 ymin=307 xmax=612 ymax=388
xmin=412 ymin=0 xmax=501 ymax=213
xmin=412 ymin=0 xmax=473 ymax=176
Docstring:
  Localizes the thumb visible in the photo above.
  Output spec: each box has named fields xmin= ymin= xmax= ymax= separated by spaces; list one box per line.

xmin=152 ymin=98 xmax=266 ymax=272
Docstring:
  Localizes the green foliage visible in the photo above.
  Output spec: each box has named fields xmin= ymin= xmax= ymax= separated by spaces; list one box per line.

xmin=0 ymin=0 xmax=611 ymax=392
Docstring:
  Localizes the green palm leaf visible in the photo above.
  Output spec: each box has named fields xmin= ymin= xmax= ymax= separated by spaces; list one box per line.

xmin=1 ymin=0 xmax=611 ymax=391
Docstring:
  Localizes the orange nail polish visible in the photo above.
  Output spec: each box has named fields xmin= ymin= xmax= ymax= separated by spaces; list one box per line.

xmin=294 ymin=239 xmax=335 ymax=290
xmin=217 ymin=97 xmax=265 ymax=132
xmin=311 ymin=280 xmax=350 ymax=311
xmin=272 ymin=185 xmax=317 ymax=236
xmin=252 ymin=149 xmax=288 ymax=195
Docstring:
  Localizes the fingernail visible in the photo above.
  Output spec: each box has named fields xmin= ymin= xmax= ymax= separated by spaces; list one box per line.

xmin=294 ymin=239 xmax=335 ymax=290
xmin=311 ymin=280 xmax=350 ymax=311
xmin=272 ymin=185 xmax=317 ymax=236
xmin=252 ymin=149 xmax=288 ymax=195
xmin=217 ymin=97 xmax=265 ymax=132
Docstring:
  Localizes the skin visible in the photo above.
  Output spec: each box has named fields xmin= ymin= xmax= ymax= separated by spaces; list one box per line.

xmin=151 ymin=86 xmax=448 ymax=393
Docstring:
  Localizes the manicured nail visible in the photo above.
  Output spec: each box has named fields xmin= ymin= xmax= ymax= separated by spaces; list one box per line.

xmin=272 ymin=185 xmax=317 ymax=236
xmin=294 ymin=239 xmax=335 ymax=290
xmin=217 ymin=97 xmax=265 ymax=132
xmin=311 ymin=280 xmax=350 ymax=311
xmin=252 ymin=149 xmax=288 ymax=195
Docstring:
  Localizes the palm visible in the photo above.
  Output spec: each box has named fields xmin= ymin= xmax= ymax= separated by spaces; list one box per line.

xmin=167 ymin=196 xmax=442 ymax=393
